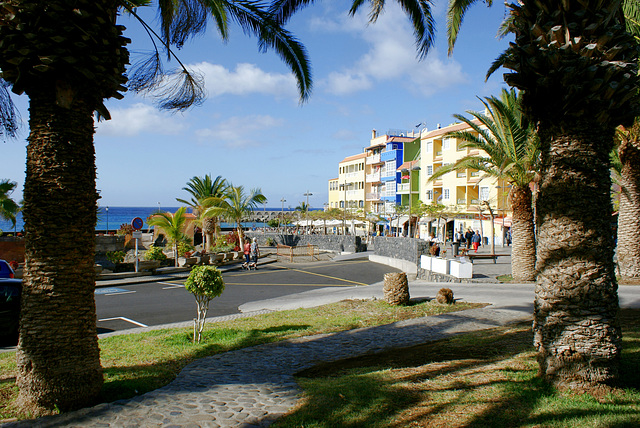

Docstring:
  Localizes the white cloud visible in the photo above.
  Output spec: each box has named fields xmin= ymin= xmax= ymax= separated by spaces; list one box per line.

xmin=320 ymin=4 xmax=467 ymax=96
xmin=189 ymin=62 xmax=299 ymax=99
xmin=95 ymin=103 xmax=187 ymax=137
xmin=195 ymin=115 xmax=284 ymax=148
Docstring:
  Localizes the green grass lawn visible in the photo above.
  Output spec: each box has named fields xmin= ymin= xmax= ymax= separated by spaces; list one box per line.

xmin=274 ymin=308 xmax=640 ymax=428
xmin=0 ymin=298 xmax=483 ymax=420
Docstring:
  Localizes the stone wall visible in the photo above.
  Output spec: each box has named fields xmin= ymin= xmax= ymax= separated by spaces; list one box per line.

xmin=245 ymin=232 xmax=365 ymax=253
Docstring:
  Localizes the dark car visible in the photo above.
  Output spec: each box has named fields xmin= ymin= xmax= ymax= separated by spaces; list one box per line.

xmin=0 ymin=278 xmax=21 ymax=344
xmin=0 ymin=260 xmax=15 ymax=279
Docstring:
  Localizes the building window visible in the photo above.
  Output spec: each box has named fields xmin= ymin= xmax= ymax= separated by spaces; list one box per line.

xmin=480 ymin=186 xmax=490 ymax=202
xmin=443 ymin=138 xmax=450 ymax=151
xmin=426 ymin=142 xmax=433 ymax=153
xmin=444 ymin=188 xmax=450 ymax=200
xmin=426 ymin=190 xmax=433 ymax=200
xmin=427 ymin=165 xmax=433 ymax=176
xmin=359 ymin=201 xmax=364 ymax=208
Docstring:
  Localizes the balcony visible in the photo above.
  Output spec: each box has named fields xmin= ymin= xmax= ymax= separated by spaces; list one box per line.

xmin=456 ymin=172 xmax=466 ymax=178
xmin=397 ymin=183 xmax=410 ymax=194
xmin=470 ymin=199 xmax=479 ymax=205
xmin=366 ymin=153 xmax=381 ymax=164
xmin=366 ymin=192 xmax=380 ymax=201
xmin=345 ymin=172 xmax=361 ymax=180
xmin=366 ymin=171 xmax=381 ymax=182
xmin=457 ymin=199 xmax=466 ymax=205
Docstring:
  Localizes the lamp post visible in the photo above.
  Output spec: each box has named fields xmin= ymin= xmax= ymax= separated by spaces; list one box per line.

xmin=157 ymin=201 xmax=161 ymax=213
xmin=280 ymin=197 xmax=286 ymax=232
xmin=304 ymin=190 xmax=313 ymax=232
xmin=106 ymin=206 xmax=109 ymax=234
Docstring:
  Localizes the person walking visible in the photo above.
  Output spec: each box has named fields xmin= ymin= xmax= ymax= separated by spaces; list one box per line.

xmin=471 ymin=230 xmax=482 ymax=253
xmin=242 ymin=239 xmax=251 ymax=269
xmin=249 ymin=237 xmax=260 ymax=270
xmin=464 ymin=228 xmax=474 ymax=250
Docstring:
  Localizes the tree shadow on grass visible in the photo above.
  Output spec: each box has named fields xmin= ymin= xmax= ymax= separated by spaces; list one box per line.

xmin=279 ymin=309 xmax=640 ymax=428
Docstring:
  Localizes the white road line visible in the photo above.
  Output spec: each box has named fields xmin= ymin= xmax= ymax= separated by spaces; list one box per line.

xmin=98 ymin=317 xmax=148 ymax=328
xmin=158 ymin=282 xmax=185 ymax=289
xmin=105 ymin=291 xmax=136 ymax=296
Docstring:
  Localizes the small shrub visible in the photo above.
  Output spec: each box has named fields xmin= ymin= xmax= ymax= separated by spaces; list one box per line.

xmin=145 ymin=245 xmax=167 ymax=261
xmin=225 ymin=231 xmax=242 ymax=251
xmin=117 ymin=223 xmax=134 ymax=236
xmin=177 ymin=241 xmax=195 ymax=257
xmin=185 ymin=266 xmax=226 ymax=343
xmin=266 ymin=237 xmax=276 ymax=247
xmin=106 ymin=251 xmax=126 ymax=264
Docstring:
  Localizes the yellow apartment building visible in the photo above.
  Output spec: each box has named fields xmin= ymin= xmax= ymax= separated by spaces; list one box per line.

xmin=330 ymin=152 xmax=366 ymax=213
xmin=327 ymin=177 xmax=340 ymax=210
xmin=419 ymin=122 xmax=512 ymax=245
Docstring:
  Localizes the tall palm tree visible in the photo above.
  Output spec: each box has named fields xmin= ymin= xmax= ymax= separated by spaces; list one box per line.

xmin=177 ymin=175 xmax=229 ymax=252
xmin=202 ymin=185 xmax=267 ymax=250
xmin=430 ymin=88 xmax=540 ymax=281
xmin=0 ymin=179 xmax=19 ymax=228
xmin=614 ymin=1 xmax=640 ymax=280
xmin=448 ymin=0 xmax=640 ymax=389
xmin=0 ymin=0 xmax=311 ymax=414
xmin=614 ymin=120 xmax=640 ymax=279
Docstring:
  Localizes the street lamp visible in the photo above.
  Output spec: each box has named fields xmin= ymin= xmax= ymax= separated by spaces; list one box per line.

xmin=280 ymin=197 xmax=286 ymax=232
xmin=157 ymin=201 xmax=161 ymax=213
xmin=304 ymin=190 xmax=313 ymax=232
xmin=106 ymin=206 xmax=109 ymax=234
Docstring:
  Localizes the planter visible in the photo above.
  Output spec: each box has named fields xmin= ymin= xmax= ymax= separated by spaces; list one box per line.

xmin=431 ymin=257 xmax=450 ymax=275
xmin=449 ymin=260 xmax=472 ymax=279
xmin=139 ymin=260 xmax=161 ymax=272
xmin=420 ymin=255 xmax=433 ymax=271
xmin=180 ymin=257 xmax=197 ymax=267
xmin=210 ymin=253 xmax=224 ymax=265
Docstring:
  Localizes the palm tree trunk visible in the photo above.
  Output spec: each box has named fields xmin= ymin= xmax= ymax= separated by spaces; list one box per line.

xmin=17 ymin=88 xmax=102 ymax=413
xmin=202 ymin=216 xmax=216 ymax=252
xmin=617 ymin=120 xmax=640 ymax=279
xmin=510 ymin=185 xmax=536 ymax=281
xmin=534 ymin=121 xmax=620 ymax=390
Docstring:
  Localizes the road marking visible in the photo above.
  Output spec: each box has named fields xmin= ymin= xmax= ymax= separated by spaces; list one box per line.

xmin=105 ymin=290 xmax=136 ymax=296
xmin=98 ymin=317 xmax=148 ymax=327
xmin=224 ymin=282 xmax=355 ymax=287
xmin=158 ymin=281 xmax=185 ymax=289
xmin=286 ymin=268 xmax=368 ymax=286
xmin=95 ymin=287 xmax=133 ymax=295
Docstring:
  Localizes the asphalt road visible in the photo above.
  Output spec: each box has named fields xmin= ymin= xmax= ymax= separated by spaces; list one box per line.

xmin=95 ymin=258 xmax=400 ymax=334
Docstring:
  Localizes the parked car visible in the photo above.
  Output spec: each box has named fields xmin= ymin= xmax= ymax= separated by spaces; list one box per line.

xmin=0 ymin=278 xmax=21 ymax=344
xmin=0 ymin=260 xmax=15 ymax=278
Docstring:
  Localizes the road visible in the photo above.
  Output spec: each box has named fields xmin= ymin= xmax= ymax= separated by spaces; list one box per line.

xmin=95 ymin=258 xmax=399 ymax=333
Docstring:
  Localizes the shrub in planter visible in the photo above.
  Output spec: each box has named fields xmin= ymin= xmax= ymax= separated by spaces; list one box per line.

xmin=106 ymin=250 xmax=125 ymax=264
xmin=145 ymin=245 xmax=167 ymax=262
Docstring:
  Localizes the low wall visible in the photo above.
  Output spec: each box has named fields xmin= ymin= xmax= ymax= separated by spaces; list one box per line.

xmin=95 ymin=235 xmax=126 ymax=253
xmin=0 ymin=236 xmax=25 ymax=262
xmin=368 ymin=236 xmax=429 ymax=274
xmin=245 ymin=232 xmax=365 ymax=253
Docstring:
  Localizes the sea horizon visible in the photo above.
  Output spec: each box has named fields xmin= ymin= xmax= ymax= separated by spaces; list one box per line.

xmin=0 ymin=206 xmax=322 ymax=234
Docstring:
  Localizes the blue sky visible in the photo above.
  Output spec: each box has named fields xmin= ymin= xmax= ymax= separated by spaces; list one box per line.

xmin=2 ymin=0 xmax=511 ymax=210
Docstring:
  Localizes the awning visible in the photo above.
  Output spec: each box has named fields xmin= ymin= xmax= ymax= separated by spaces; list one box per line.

xmin=493 ymin=217 xmax=512 ymax=228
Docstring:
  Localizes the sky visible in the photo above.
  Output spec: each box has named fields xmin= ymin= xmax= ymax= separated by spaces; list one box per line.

xmin=1 ymin=0 xmax=512 ymax=210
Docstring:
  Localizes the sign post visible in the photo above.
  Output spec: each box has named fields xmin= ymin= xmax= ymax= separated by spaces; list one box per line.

xmin=131 ymin=217 xmax=144 ymax=273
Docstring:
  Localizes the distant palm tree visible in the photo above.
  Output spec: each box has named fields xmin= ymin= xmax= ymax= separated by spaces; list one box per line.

xmin=429 ymin=88 xmax=540 ymax=281
xmin=0 ymin=179 xmax=19 ymax=228
xmin=177 ymin=175 xmax=228 ymax=252
xmin=203 ymin=185 xmax=267 ymax=250
xmin=148 ymin=207 xmax=191 ymax=267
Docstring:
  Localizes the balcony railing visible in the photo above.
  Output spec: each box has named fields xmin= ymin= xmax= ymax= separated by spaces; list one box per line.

xmin=456 ymin=172 xmax=466 ymax=178
xmin=470 ymin=171 xmax=480 ymax=177
xmin=345 ymin=172 xmax=361 ymax=179
xmin=470 ymin=199 xmax=479 ymax=204
xmin=457 ymin=198 xmax=466 ymax=205
xmin=397 ymin=183 xmax=410 ymax=193
xmin=436 ymin=150 xmax=443 ymax=156
xmin=366 ymin=153 xmax=381 ymax=164
xmin=366 ymin=192 xmax=380 ymax=200
xmin=366 ymin=172 xmax=381 ymax=182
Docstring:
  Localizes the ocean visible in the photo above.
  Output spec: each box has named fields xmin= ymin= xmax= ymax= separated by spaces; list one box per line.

xmin=0 ymin=206 xmax=307 ymax=234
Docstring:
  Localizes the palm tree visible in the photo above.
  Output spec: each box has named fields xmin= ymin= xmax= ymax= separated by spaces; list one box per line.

xmin=0 ymin=0 xmax=311 ymax=414
xmin=177 ymin=175 xmax=228 ymax=252
xmin=430 ymin=89 xmax=540 ymax=281
xmin=614 ymin=120 xmax=640 ymax=279
xmin=448 ymin=0 xmax=640 ymax=389
xmin=0 ymin=179 xmax=19 ymax=228
xmin=614 ymin=2 xmax=640 ymax=280
xmin=148 ymin=207 xmax=191 ymax=267
xmin=202 ymin=185 xmax=267 ymax=250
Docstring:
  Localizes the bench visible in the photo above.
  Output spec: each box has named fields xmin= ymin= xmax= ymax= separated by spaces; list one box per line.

xmin=454 ymin=254 xmax=508 ymax=264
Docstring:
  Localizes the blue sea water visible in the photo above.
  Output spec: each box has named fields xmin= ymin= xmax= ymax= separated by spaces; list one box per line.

xmin=0 ymin=206 xmax=306 ymax=234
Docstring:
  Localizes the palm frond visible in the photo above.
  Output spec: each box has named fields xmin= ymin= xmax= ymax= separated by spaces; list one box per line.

xmin=447 ymin=0 xmax=484 ymax=55
xmin=0 ymin=79 xmax=19 ymax=139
